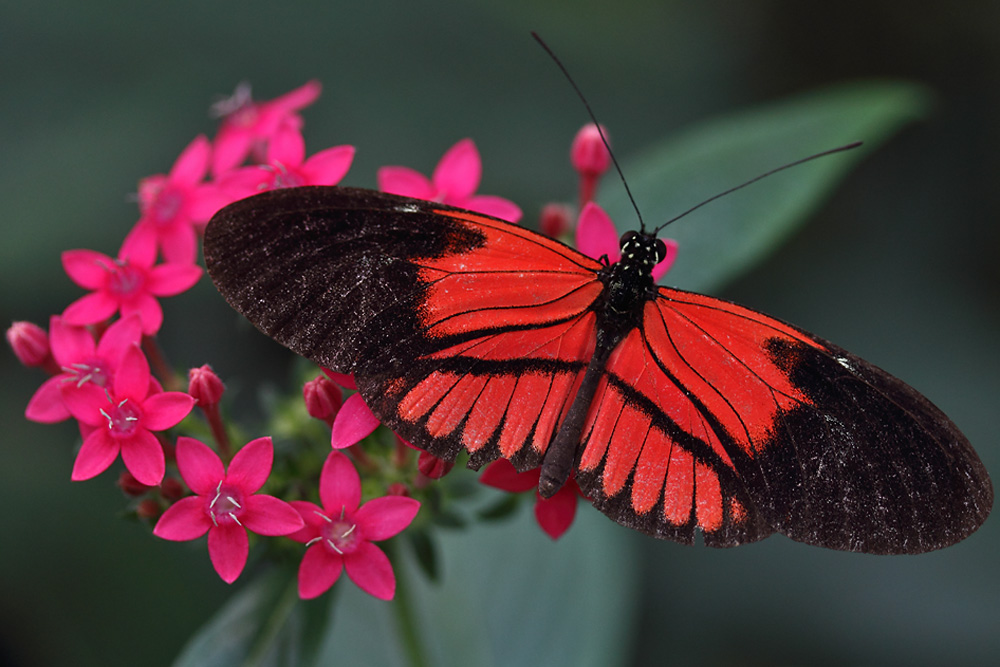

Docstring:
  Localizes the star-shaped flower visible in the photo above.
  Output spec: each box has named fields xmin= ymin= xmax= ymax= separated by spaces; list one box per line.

xmin=289 ymin=452 xmax=420 ymax=600
xmin=62 ymin=343 xmax=194 ymax=485
xmin=377 ymin=138 xmax=522 ymax=222
xmin=211 ymin=80 xmax=322 ymax=176
xmin=62 ymin=236 xmax=202 ymax=335
xmin=25 ymin=314 xmax=143 ymax=424
xmin=153 ymin=436 xmax=304 ymax=583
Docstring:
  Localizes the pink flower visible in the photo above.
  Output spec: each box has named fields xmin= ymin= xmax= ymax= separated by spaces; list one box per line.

xmin=219 ymin=124 xmax=354 ymax=200
xmin=62 ymin=343 xmax=194 ymax=485
xmin=61 ymin=237 xmax=202 ymax=335
xmin=377 ymin=138 xmax=522 ymax=222
xmin=289 ymin=452 xmax=420 ymax=600
xmin=480 ymin=459 xmax=581 ymax=540
xmin=211 ymin=80 xmax=322 ymax=176
xmin=124 ymin=135 xmax=232 ymax=265
xmin=303 ymin=375 xmax=343 ymax=425
xmin=25 ymin=315 xmax=143 ymax=424
xmin=154 ymin=436 xmax=304 ymax=584
xmin=575 ymin=202 xmax=678 ymax=282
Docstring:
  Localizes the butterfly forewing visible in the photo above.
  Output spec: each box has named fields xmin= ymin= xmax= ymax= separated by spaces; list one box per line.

xmin=204 ymin=185 xmax=992 ymax=554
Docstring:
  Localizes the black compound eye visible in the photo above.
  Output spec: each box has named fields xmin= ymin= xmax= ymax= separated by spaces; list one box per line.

xmin=655 ymin=238 xmax=667 ymax=264
xmin=619 ymin=230 xmax=638 ymax=251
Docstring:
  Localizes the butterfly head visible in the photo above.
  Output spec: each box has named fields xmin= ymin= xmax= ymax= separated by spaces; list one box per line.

xmin=618 ymin=230 xmax=667 ymax=276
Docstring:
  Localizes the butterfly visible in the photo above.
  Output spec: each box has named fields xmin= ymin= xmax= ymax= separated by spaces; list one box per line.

xmin=203 ymin=184 xmax=992 ymax=554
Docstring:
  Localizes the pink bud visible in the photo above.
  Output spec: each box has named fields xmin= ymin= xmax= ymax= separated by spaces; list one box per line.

xmin=188 ymin=364 xmax=225 ymax=405
xmin=387 ymin=482 xmax=411 ymax=497
xmin=417 ymin=451 xmax=454 ymax=479
xmin=303 ymin=375 xmax=343 ymax=420
xmin=135 ymin=499 xmax=162 ymax=521
xmin=7 ymin=321 xmax=50 ymax=367
xmin=540 ymin=203 xmax=573 ymax=239
xmin=160 ymin=476 xmax=185 ymax=503
xmin=570 ymin=123 xmax=611 ymax=178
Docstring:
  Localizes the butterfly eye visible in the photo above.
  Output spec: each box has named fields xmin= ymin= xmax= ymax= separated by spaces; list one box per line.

xmin=655 ymin=238 xmax=668 ymax=264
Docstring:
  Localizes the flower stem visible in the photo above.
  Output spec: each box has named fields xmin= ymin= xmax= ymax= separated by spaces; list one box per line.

xmin=142 ymin=335 xmax=182 ymax=391
xmin=388 ymin=540 xmax=428 ymax=667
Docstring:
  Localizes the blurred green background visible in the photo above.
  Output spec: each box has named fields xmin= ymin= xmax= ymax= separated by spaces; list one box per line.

xmin=2 ymin=2 xmax=998 ymax=665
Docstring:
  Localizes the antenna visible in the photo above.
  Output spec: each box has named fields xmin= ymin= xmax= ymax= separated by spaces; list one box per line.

xmin=652 ymin=141 xmax=863 ymax=234
xmin=531 ymin=32 xmax=648 ymax=232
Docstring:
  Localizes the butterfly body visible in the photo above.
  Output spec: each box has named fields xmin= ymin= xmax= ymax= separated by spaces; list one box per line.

xmin=204 ymin=185 xmax=992 ymax=554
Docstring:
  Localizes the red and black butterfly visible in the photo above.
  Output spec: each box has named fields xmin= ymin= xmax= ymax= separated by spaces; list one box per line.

xmin=203 ymin=185 xmax=992 ymax=554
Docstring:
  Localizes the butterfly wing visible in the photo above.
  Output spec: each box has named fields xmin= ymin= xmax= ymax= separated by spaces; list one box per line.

xmin=204 ymin=185 xmax=605 ymax=470
xmin=575 ymin=287 xmax=992 ymax=553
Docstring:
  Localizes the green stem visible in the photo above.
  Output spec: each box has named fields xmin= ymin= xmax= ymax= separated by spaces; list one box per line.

xmin=389 ymin=540 xmax=428 ymax=667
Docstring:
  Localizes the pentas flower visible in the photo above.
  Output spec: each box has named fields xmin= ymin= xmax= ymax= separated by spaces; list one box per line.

xmin=219 ymin=124 xmax=354 ymax=200
xmin=571 ymin=123 xmax=612 ymax=206
xmin=289 ymin=452 xmax=420 ymax=600
xmin=125 ymin=135 xmax=232 ymax=265
xmin=211 ymin=80 xmax=322 ymax=176
xmin=154 ymin=437 xmax=304 ymax=584
xmin=480 ymin=459 xmax=581 ymax=540
xmin=575 ymin=201 xmax=678 ymax=283
xmin=25 ymin=314 xmax=143 ymax=424
xmin=62 ymin=344 xmax=194 ymax=485
xmin=62 ymin=235 xmax=202 ymax=335
xmin=377 ymin=138 xmax=522 ymax=222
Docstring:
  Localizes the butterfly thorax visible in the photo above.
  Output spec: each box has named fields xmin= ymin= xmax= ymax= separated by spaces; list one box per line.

xmin=597 ymin=231 xmax=665 ymax=334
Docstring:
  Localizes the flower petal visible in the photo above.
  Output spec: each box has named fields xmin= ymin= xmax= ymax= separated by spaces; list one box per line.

xmin=319 ymin=452 xmax=361 ymax=514
xmin=534 ymin=483 xmax=578 ymax=540
xmin=330 ymin=393 xmax=380 ymax=449
xmin=159 ymin=226 xmax=198 ymax=265
xmin=268 ymin=124 xmax=306 ymax=166
xmin=169 ymin=135 xmax=211 ymax=187
xmin=575 ymin=201 xmax=620 ymax=263
xmin=62 ymin=249 xmax=114 ymax=289
xmin=463 ymin=194 xmax=522 ymax=223
xmin=60 ymin=381 xmax=108 ymax=425
xmin=63 ymin=292 xmax=119 ymax=327
xmin=120 ymin=429 xmax=166 ymax=486
xmin=298 ymin=543 xmax=342 ymax=599
xmin=142 ymin=391 xmax=195 ymax=430
xmin=71 ymin=429 xmax=120 ymax=481
xmin=95 ymin=314 xmax=143 ymax=360
xmin=377 ymin=166 xmax=435 ymax=200
xmin=242 ymin=495 xmax=305 ymax=536
xmin=26 ymin=376 xmax=70 ymax=423
xmin=287 ymin=500 xmax=325 ymax=543
xmin=479 ymin=458 xmax=539 ymax=493
xmin=321 ymin=369 xmax=356 ymax=390
xmin=113 ymin=345 xmax=151 ymax=402
xmin=208 ymin=524 xmax=249 ymax=584
xmin=153 ymin=496 xmax=212 ymax=540
xmin=433 ymin=138 xmax=480 ymax=200
xmin=49 ymin=316 xmax=95 ymax=366
xmin=211 ymin=126 xmax=252 ymax=177
xmin=354 ymin=496 xmax=420 ymax=541
xmin=273 ymin=80 xmax=322 ymax=114
xmin=225 ymin=436 xmax=273 ymax=493
xmin=176 ymin=437 xmax=225 ymax=494
xmin=147 ymin=264 xmax=202 ymax=296
xmin=301 ymin=145 xmax=355 ymax=185
xmin=344 ymin=542 xmax=395 ymax=600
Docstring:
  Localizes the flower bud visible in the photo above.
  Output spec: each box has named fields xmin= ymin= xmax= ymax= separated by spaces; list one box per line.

xmin=188 ymin=364 xmax=225 ymax=405
xmin=387 ymin=482 xmax=411 ymax=497
xmin=136 ymin=499 xmax=162 ymax=521
xmin=7 ymin=321 xmax=50 ymax=367
xmin=540 ymin=203 xmax=572 ymax=239
xmin=570 ymin=123 xmax=611 ymax=178
xmin=417 ymin=450 xmax=454 ymax=479
xmin=118 ymin=471 xmax=151 ymax=497
xmin=303 ymin=375 xmax=343 ymax=421
xmin=160 ymin=476 xmax=185 ymax=503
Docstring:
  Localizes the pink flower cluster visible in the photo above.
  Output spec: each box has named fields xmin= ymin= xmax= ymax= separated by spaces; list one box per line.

xmin=7 ymin=82 xmax=679 ymax=599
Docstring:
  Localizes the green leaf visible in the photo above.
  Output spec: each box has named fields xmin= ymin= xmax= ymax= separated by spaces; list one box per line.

xmin=600 ymin=80 xmax=931 ymax=292
xmin=172 ymin=566 xmax=332 ymax=667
